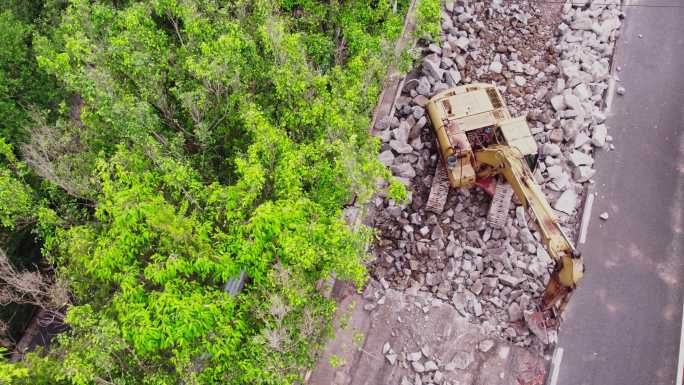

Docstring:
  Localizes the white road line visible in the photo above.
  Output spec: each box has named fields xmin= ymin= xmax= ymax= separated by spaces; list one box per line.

xmin=605 ymin=76 xmax=616 ymax=114
xmin=579 ymin=192 xmax=595 ymax=244
xmin=676 ymin=302 xmax=684 ymax=385
xmin=548 ymin=347 xmax=564 ymax=385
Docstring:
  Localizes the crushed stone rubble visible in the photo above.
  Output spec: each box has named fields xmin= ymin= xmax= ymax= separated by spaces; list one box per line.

xmin=368 ymin=0 xmax=623 ymax=354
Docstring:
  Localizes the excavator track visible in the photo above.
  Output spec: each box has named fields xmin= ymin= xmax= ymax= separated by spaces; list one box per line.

xmin=425 ymin=163 xmax=450 ymax=214
xmin=486 ymin=182 xmax=514 ymax=229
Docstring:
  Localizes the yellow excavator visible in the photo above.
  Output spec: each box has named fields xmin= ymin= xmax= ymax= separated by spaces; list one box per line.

xmin=424 ymin=83 xmax=584 ymax=326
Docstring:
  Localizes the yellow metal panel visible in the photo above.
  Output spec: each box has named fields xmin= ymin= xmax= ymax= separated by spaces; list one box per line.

xmin=456 ymin=112 xmax=497 ymax=131
xmin=500 ymin=117 xmax=537 ymax=155
xmin=442 ymin=90 xmax=493 ymax=118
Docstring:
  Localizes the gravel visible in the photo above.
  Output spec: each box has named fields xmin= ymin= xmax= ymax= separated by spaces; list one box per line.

xmin=368 ymin=0 xmax=623 ymax=351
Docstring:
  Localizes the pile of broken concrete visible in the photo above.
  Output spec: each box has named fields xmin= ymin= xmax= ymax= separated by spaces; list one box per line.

xmin=368 ymin=0 xmax=622 ymax=350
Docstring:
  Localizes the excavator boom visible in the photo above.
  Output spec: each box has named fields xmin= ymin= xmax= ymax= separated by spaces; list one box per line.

xmin=475 ymin=145 xmax=584 ymax=314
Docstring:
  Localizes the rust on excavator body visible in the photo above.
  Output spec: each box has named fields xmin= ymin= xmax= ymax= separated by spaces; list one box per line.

xmin=425 ymin=83 xmax=585 ymax=321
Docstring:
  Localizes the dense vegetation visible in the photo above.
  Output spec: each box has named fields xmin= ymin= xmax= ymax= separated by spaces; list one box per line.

xmin=0 ymin=0 xmax=440 ymax=384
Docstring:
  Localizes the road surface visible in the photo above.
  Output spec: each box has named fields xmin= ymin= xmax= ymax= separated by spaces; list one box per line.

xmin=556 ymin=1 xmax=684 ymax=385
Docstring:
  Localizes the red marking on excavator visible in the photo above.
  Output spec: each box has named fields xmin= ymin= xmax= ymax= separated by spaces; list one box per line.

xmin=475 ymin=177 xmax=497 ymax=196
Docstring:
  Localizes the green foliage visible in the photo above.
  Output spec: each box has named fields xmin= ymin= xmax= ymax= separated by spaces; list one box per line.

xmin=415 ymin=0 xmax=442 ymax=41
xmin=0 ymin=0 xmax=415 ymax=384
xmin=0 ymin=137 xmax=34 ymax=229
xmin=0 ymin=9 xmax=61 ymax=144
xmin=388 ymin=178 xmax=409 ymax=204
xmin=0 ymin=347 xmax=28 ymax=384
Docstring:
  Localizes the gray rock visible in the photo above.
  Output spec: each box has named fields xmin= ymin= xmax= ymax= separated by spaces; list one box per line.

xmin=479 ymin=339 xmax=495 ymax=352
xmin=450 ymin=351 xmax=474 ymax=370
xmin=424 ymin=360 xmax=438 ymax=372
xmin=508 ymin=302 xmax=523 ymax=322
xmin=455 ymin=55 xmax=466 ymax=69
xmin=414 ymin=116 xmax=427 ymax=131
xmin=385 ymin=353 xmax=397 ymax=365
xmin=411 ymin=361 xmax=425 ymax=373
xmin=391 ymin=163 xmax=416 ymax=179
xmin=404 ymin=78 xmax=420 ymax=91
xmin=516 ymin=206 xmax=526 ymax=225
xmin=554 ymin=188 xmax=578 ymax=215
xmin=423 ymin=57 xmax=444 ymax=81
xmin=564 ymin=94 xmax=582 ymax=111
xmin=378 ymin=150 xmax=395 ymax=166
xmin=574 ymin=83 xmax=591 ymax=101
xmin=592 ymin=124 xmax=607 ymax=147
xmin=499 ymin=274 xmax=524 ymax=287
xmin=568 ymin=150 xmax=594 ymax=166
xmin=417 ymin=77 xmax=431 ymax=96
xmin=489 ymin=61 xmax=503 ymax=74
xmin=599 ymin=212 xmax=609 ymax=220
xmin=574 ymin=132 xmax=591 ymax=148
xmin=514 ymin=75 xmax=527 ymax=87
xmin=472 ymin=299 xmax=483 ymax=316
xmin=549 ymin=128 xmax=564 ymax=143
xmin=390 ymin=140 xmax=413 ymax=154
xmin=431 ymin=225 xmax=443 ymax=240
xmin=542 ymin=143 xmax=561 ymax=156
xmin=446 ymin=69 xmax=462 ymax=86
xmin=571 ymin=16 xmax=593 ymax=31
xmin=454 ymin=36 xmax=469 ymax=50
xmin=394 ymin=121 xmax=410 ymax=143
xmin=407 ymin=351 xmax=423 ymax=362
xmin=471 ymin=279 xmax=483 ymax=295
xmin=413 ymin=106 xmax=425 ymax=119
xmin=550 ymin=95 xmax=565 ymax=111
xmin=553 ymin=78 xmax=566 ymax=94
xmin=573 ymin=166 xmax=595 ymax=182
xmin=546 ymin=165 xmax=563 ymax=179
xmin=413 ymin=94 xmax=429 ymax=107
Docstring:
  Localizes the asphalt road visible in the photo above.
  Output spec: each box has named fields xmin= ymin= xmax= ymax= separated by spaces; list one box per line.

xmin=556 ymin=1 xmax=684 ymax=385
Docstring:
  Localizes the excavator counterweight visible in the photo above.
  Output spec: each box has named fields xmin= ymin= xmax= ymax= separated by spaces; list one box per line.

xmin=425 ymin=83 xmax=585 ymax=323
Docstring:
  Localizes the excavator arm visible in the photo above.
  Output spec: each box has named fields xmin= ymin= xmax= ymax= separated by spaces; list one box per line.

xmin=475 ymin=145 xmax=584 ymax=315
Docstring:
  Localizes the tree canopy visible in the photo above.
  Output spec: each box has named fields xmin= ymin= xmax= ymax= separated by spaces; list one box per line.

xmin=0 ymin=0 xmax=439 ymax=383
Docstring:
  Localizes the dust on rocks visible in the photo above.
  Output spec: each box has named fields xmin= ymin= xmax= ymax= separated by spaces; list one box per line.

xmin=368 ymin=0 xmax=622 ymax=352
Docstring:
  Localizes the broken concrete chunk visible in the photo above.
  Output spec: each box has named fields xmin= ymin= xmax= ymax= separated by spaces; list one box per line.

xmin=499 ymin=274 xmax=524 ymax=287
xmin=424 ymin=360 xmax=438 ymax=371
xmin=592 ymin=124 xmax=607 ymax=147
xmin=542 ymin=143 xmax=561 ymax=156
xmin=411 ymin=361 xmax=425 ymax=373
xmin=554 ymin=188 xmax=578 ymax=215
xmin=450 ymin=351 xmax=474 ymax=370
xmin=385 ymin=353 xmax=397 ymax=365
xmin=508 ymin=302 xmax=523 ymax=322
xmin=479 ymin=339 xmax=495 ymax=352
xmin=569 ymin=150 xmax=595 ymax=167
xmin=407 ymin=351 xmax=422 ymax=362
xmin=378 ymin=150 xmax=395 ymax=166
xmin=446 ymin=69 xmax=462 ymax=86
xmin=390 ymin=140 xmax=414 ymax=154
xmin=550 ymin=95 xmax=565 ymax=111
xmin=391 ymin=163 xmax=416 ymax=179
